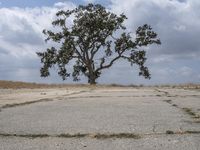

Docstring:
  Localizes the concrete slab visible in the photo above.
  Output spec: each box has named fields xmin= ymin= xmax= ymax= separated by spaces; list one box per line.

xmin=0 ymin=87 xmax=200 ymax=149
xmin=0 ymin=134 xmax=200 ymax=150
xmin=0 ymin=96 xmax=195 ymax=134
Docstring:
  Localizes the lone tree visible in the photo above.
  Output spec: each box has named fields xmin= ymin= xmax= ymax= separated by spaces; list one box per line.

xmin=37 ymin=4 xmax=161 ymax=84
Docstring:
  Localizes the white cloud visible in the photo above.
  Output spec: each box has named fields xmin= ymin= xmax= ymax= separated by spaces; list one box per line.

xmin=110 ymin=0 xmax=200 ymax=57
xmin=54 ymin=2 xmax=75 ymax=8
xmin=0 ymin=2 xmax=75 ymax=57
xmin=0 ymin=2 xmax=76 ymax=83
xmin=174 ymin=24 xmax=186 ymax=31
xmin=178 ymin=66 xmax=193 ymax=77
xmin=83 ymin=0 xmax=96 ymax=3
xmin=152 ymin=55 xmax=174 ymax=63
xmin=198 ymin=74 xmax=200 ymax=79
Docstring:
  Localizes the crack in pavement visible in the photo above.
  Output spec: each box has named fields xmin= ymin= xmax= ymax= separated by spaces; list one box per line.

xmin=61 ymin=95 xmax=167 ymax=100
xmin=158 ymin=89 xmax=200 ymax=121
xmin=0 ymin=90 xmax=89 ymax=112
xmin=155 ymin=89 xmax=200 ymax=98
xmin=155 ymin=89 xmax=169 ymax=96
xmin=0 ymin=130 xmax=200 ymax=139
xmin=162 ymin=99 xmax=200 ymax=120
xmin=0 ymin=133 xmax=141 ymax=139
xmin=1 ymin=98 xmax=53 ymax=109
xmin=1 ymin=89 xmax=197 ymax=112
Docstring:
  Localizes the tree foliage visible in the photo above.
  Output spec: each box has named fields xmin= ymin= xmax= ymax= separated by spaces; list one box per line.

xmin=37 ymin=3 xmax=161 ymax=84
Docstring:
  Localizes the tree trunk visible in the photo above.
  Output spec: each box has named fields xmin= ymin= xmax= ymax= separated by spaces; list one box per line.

xmin=88 ymin=77 xmax=96 ymax=85
xmin=87 ymin=60 xmax=97 ymax=85
xmin=89 ymin=79 xmax=96 ymax=85
xmin=88 ymin=73 xmax=96 ymax=85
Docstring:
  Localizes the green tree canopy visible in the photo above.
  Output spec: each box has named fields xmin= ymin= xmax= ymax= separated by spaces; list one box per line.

xmin=37 ymin=3 xmax=161 ymax=84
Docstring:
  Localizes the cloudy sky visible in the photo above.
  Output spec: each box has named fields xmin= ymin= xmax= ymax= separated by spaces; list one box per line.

xmin=0 ymin=0 xmax=200 ymax=85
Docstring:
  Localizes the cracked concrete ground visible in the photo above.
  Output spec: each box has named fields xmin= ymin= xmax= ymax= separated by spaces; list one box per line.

xmin=0 ymin=87 xmax=200 ymax=150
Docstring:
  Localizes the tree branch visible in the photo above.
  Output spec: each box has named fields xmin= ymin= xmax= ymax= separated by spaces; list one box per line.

xmin=72 ymin=43 xmax=86 ymax=64
xmin=96 ymin=55 xmax=121 ymax=72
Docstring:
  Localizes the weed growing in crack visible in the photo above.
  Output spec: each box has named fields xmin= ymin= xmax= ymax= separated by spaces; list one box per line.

xmin=156 ymin=95 xmax=162 ymax=97
xmin=166 ymin=130 xmax=174 ymax=134
xmin=185 ymin=131 xmax=200 ymax=134
xmin=172 ymin=104 xmax=178 ymax=107
xmin=58 ymin=133 xmax=88 ymax=138
xmin=1 ymin=98 xmax=53 ymax=109
xmin=90 ymin=133 xmax=141 ymax=139
xmin=0 ymin=133 xmax=49 ymax=138
xmin=0 ymin=133 xmax=141 ymax=139
xmin=163 ymin=100 xmax=172 ymax=104
xmin=182 ymin=108 xmax=200 ymax=118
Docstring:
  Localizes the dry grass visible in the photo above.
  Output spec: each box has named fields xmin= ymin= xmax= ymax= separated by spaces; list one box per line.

xmin=0 ymin=80 xmax=139 ymax=89
xmin=0 ymin=80 xmax=200 ymax=89
xmin=0 ymin=80 xmax=90 ymax=89
xmin=152 ymin=83 xmax=200 ymax=89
